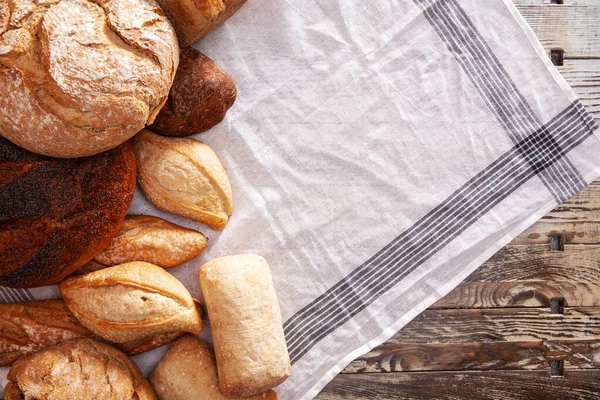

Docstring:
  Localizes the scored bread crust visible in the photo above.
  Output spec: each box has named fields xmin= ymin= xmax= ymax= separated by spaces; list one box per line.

xmin=134 ymin=129 xmax=233 ymax=230
xmin=0 ymin=0 xmax=179 ymax=158
xmin=5 ymin=338 xmax=157 ymax=400
xmin=59 ymin=261 xmax=203 ymax=343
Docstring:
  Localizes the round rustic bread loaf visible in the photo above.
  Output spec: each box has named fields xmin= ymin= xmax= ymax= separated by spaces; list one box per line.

xmin=4 ymin=338 xmax=157 ymax=400
xmin=0 ymin=137 xmax=136 ymax=288
xmin=0 ymin=0 xmax=179 ymax=158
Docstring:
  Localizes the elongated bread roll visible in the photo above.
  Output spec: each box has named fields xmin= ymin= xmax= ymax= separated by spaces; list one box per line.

xmin=198 ymin=254 xmax=290 ymax=396
xmin=150 ymin=335 xmax=278 ymax=400
xmin=60 ymin=261 xmax=202 ymax=343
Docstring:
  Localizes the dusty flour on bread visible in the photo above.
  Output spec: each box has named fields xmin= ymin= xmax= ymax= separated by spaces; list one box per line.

xmin=0 ymin=0 xmax=179 ymax=158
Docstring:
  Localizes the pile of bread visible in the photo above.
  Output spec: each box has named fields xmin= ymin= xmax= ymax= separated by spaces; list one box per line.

xmin=0 ymin=0 xmax=291 ymax=398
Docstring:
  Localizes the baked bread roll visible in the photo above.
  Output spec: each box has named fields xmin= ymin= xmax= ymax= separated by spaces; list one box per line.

xmin=0 ymin=137 xmax=136 ymax=288
xmin=134 ymin=129 xmax=233 ymax=230
xmin=0 ymin=299 xmax=185 ymax=365
xmin=0 ymin=0 xmax=179 ymax=158
xmin=4 ymin=338 xmax=157 ymax=400
xmin=60 ymin=261 xmax=202 ymax=343
xmin=0 ymin=299 xmax=92 ymax=366
xmin=150 ymin=47 xmax=237 ymax=137
xmin=154 ymin=0 xmax=247 ymax=47
xmin=94 ymin=215 xmax=207 ymax=268
xmin=198 ymin=254 xmax=290 ymax=396
xmin=150 ymin=335 xmax=278 ymax=400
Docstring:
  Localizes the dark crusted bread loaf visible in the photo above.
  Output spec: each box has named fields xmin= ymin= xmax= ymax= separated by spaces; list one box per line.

xmin=0 ymin=137 xmax=136 ymax=287
xmin=150 ymin=47 xmax=236 ymax=137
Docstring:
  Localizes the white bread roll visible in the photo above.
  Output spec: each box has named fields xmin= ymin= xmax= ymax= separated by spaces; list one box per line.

xmin=198 ymin=254 xmax=290 ymax=396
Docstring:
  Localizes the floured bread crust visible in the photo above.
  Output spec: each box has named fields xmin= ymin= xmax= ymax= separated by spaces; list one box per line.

xmin=5 ymin=338 xmax=157 ymax=400
xmin=198 ymin=254 xmax=290 ymax=396
xmin=150 ymin=335 xmax=279 ymax=400
xmin=0 ymin=0 xmax=179 ymax=158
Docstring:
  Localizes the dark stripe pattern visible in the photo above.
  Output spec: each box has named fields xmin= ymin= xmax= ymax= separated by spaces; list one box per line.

xmin=0 ymin=287 xmax=35 ymax=302
xmin=416 ymin=0 xmax=585 ymax=203
xmin=284 ymin=100 xmax=597 ymax=364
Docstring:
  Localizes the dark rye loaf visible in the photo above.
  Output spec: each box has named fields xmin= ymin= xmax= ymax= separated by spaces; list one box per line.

xmin=0 ymin=137 xmax=136 ymax=288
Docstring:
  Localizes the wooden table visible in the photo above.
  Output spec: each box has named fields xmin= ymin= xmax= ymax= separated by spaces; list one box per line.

xmin=317 ymin=1 xmax=600 ymax=398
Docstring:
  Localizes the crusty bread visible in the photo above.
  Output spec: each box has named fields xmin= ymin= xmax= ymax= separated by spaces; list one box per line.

xmin=0 ymin=300 xmax=93 ymax=366
xmin=5 ymin=338 xmax=157 ymax=400
xmin=0 ymin=299 xmax=186 ymax=366
xmin=0 ymin=0 xmax=179 ymax=158
xmin=60 ymin=261 xmax=203 ymax=343
xmin=150 ymin=335 xmax=278 ymax=400
xmin=150 ymin=47 xmax=237 ymax=137
xmin=0 ymin=137 xmax=136 ymax=288
xmin=198 ymin=254 xmax=290 ymax=396
xmin=154 ymin=0 xmax=247 ymax=47
xmin=134 ymin=129 xmax=233 ymax=230
xmin=94 ymin=215 xmax=208 ymax=268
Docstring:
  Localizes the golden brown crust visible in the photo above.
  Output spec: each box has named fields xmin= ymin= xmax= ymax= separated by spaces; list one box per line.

xmin=151 ymin=47 xmax=236 ymax=137
xmin=60 ymin=261 xmax=203 ymax=343
xmin=0 ymin=300 xmax=93 ymax=366
xmin=0 ymin=137 xmax=137 ymax=288
xmin=115 ymin=331 xmax=187 ymax=356
xmin=5 ymin=338 xmax=157 ymax=399
xmin=134 ymin=129 xmax=233 ymax=230
xmin=155 ymin=0 xmax=247 ymax=47
xmin=94 ymin=214 xmax=208 ymax=268
xmin=0 ymin=299 xmax=189 ymax=366
xmin=0 ymin=0 xmax=179 ymax=158
xmin=150 ymin=335 xmax=278 ymax=400
xmin=198 ymin=255 xmax=290 ymax=396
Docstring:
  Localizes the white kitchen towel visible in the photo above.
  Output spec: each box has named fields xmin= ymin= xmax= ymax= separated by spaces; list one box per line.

xmin=3 ymin=0 xmax=600 ymax=399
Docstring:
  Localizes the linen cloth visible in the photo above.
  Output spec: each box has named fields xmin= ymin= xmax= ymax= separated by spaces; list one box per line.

xmin=2 ymin=0 xmax=600 ymax=399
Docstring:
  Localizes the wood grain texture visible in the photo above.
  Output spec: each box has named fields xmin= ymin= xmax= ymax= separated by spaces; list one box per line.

xmin=559 ymin=60 xmax=600 ymax=122
xmin=466 ymin=244 xmax=600 ymax=283
xmin=432 ymin=281 xmax=600 ymax=308
xmin=386 ymin=307 xmax=600 ymax=344
xmin=316 ymin=370 xmax=600 ymax=400
xmin=513 ymin=1 xmax=600 ymax=58
xmin=343 ymin=340 xmax=600 ymax=373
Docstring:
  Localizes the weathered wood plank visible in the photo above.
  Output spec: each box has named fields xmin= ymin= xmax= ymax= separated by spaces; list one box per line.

xmin=432 ymin=281 xmax=600 ymax=308
xmin=513 ymin=221 xmax=600 ymax=245
xmin=316 ymin=370 xmax=600 ymax=399
xmin=559 ymin=60 xmax=600 ymax=122
xmin=512 ymin=175 xmax=600 ymax=245
xmin=388 ymin=307 xmax=600 ymax=344
xmin=343 ymin=340 xmax=600 ymax=373
xmin=467 ymin=244 xmax=600 ymax=283
xmin=536 ymin=180 xmax=600 ymax=223
xmin=513 ymin=1 xmax=600 ymax=58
